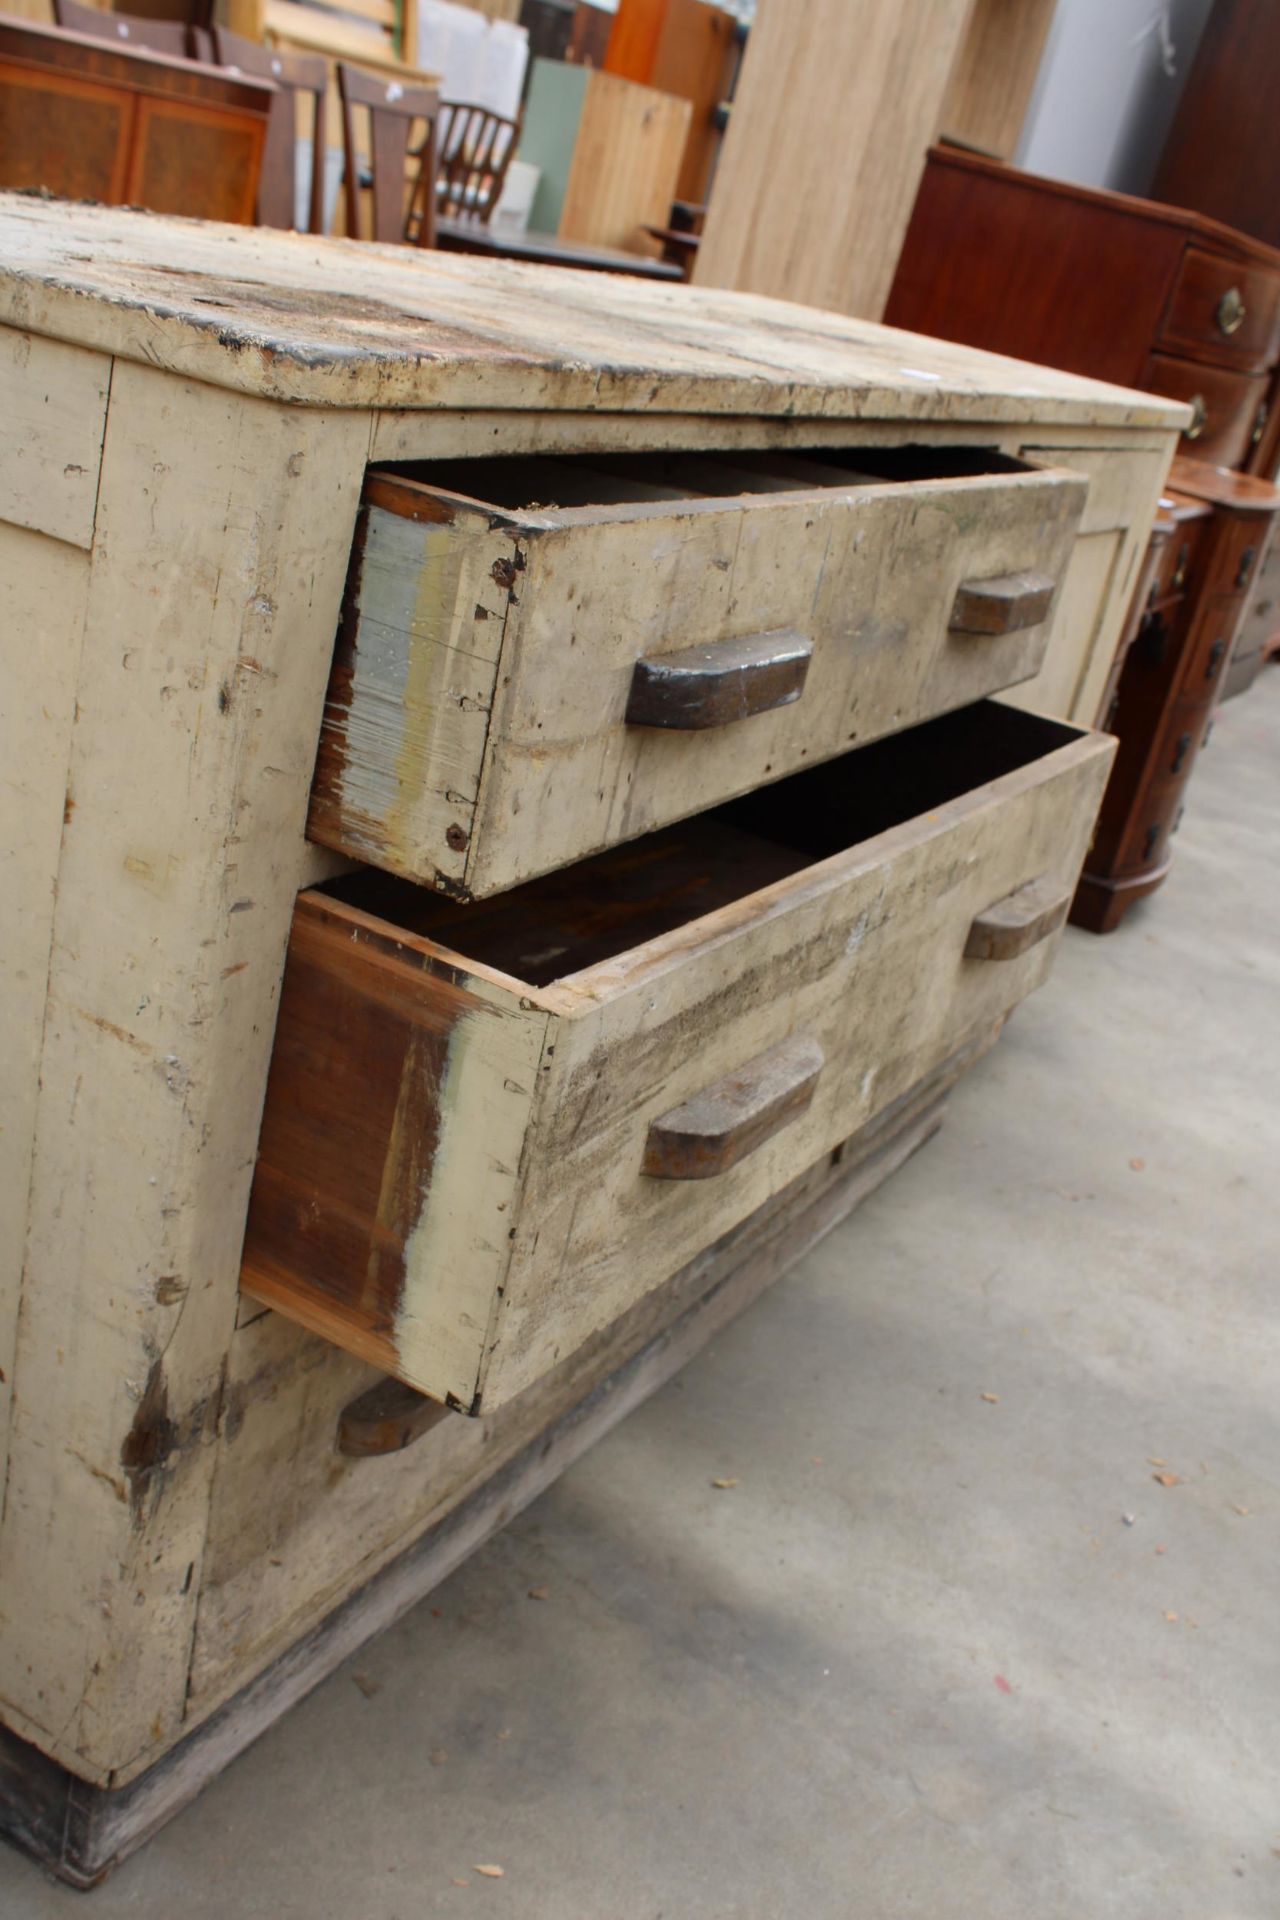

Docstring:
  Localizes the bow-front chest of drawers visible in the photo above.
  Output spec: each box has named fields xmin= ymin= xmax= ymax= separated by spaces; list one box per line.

xmin=0 ymin=195 xmax=1184 ymax=1881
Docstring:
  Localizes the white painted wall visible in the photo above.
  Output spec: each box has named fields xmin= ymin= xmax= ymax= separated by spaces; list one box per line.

xmin=1016 ymin=0 xmax=1213 ymax=195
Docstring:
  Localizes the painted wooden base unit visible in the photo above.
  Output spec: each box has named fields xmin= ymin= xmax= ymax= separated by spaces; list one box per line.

xmin=0 ymin=193 xmax=1181 ymax=1859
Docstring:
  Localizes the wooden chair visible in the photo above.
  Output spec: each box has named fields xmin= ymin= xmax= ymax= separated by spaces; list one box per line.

xmin=52 ymin=0 xmax=194 ymax=61
xmin=429 ymin=101 xmax=519 ymax=229
xmin=337 ymin=61 xmax=439 ymax=247
xmin=643 ymin=199 xmax=705 ymax=281
xmin=213 ymin=26 xmax=326 ymax=233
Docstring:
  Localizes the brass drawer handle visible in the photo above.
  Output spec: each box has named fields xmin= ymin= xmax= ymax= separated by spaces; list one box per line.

xmin=1216 ymin=286 xmax=1246 ymax=336
xmin=1252 ymin=400 xmax=1269 ymax=446
xmin=964 ymin=876 xmax=1072 ymax=961
xmin=1185 ymin=394 xmax=1208 ymax=440
xmin=626 ymin=629 xmax=812 ymax=730
xmin=949 ymin=570 xmax=1056 ymax=635
xmin=642 ymin=1034 xmax=824 ymax=1179
xmin=337 ymin=1376 xmax=451 ymax=1456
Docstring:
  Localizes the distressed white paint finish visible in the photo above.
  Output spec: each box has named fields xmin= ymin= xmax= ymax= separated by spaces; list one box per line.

xmin=1006 ymin=530 xmax=1124 ymax=726
xmin=397 ymin=980 xmax=547 ymax=1403
xmin=370 ymin=409 xmax=1182 ymax=468
xmin=1011 ymin=442 xmax=1172 ymax=723
xmin=0 ymin=520 xmax=91 ymax=1513
xmin=319 ymin=466 xmax=1087 ymax=894
xmin=0 ymin=193 xmax=1189 ymax=430
xmin=307 ymin=502 xmax=515 ymax=885
xmin=1025 ymin=445 xmax=1169 ymax=540
xmin=0 ymin=329 xmax=109 ymax=547
xmin=0 ymin=367 xmax=371 ymax=1780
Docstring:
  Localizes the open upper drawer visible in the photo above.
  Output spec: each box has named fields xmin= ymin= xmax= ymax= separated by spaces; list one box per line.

xmin=307 ymin=446 xmax=1088 ymax=899
xmin=250 ymin=701 xmax=1114 ymax=1412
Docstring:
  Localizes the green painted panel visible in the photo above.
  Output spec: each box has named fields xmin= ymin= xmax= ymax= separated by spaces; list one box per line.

xmin=516 ymin=59 xmax=588 ymax=235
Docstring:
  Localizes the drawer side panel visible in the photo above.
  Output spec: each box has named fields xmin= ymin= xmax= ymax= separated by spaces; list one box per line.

xmin=241 ymin=900 xmax=547 ymax=1409
xmin=308 ymin=501 xmax=516 ymax=889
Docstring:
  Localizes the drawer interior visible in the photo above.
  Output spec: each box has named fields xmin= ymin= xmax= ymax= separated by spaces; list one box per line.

xmin=372 ymin=442 xmax=1035 ymax=511
xmin=321 ymin=701 xmax=1079 ymax=988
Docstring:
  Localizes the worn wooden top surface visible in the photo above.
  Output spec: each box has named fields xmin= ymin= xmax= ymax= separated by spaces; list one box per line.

xmin=0 ymin=194 xmax=1190 ymax=423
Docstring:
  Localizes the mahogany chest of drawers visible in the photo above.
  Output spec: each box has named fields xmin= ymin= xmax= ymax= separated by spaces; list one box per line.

xmin=887 ymin=146 xmax=1280 ymax=929
xmin=0 ymin=193 xmax=1181 ymax=1881
xmin=886 ymin=144 xmax=1280 ymax=479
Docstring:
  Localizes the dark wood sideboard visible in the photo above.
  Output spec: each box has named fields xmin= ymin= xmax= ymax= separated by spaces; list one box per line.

xmin=886 ymin=144 xmax=1280 ymax=478
xmin=886 ymin=145 xmax=1280 ymax=932
xmin=0 ymin=15 xmax=272 ymax=224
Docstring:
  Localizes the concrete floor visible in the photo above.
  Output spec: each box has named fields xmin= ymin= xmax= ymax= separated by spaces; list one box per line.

xmin=5 ymin=674 xmax=1279 ymax=1918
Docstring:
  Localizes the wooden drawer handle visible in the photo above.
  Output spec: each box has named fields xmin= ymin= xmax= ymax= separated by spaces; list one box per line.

xmin=626 ymin=629 xmax=812 ymax=730
xmin=643 ymin=1034 xmax=824 ymax=1180
xmin=964 ymin=876 xmax=1072 ymax=961
xmin=949 ymin=570 xmax=1056 ymax=635
xmin=338 ymin=1376 xmax=451 ymax=1456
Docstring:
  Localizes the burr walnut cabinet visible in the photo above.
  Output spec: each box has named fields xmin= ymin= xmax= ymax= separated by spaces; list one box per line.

xmin=0 ymin=192 xmax=1183 ymax=1882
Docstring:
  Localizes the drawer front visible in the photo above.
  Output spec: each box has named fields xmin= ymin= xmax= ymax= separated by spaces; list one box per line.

xmin=1151 ymin=696 xmax=1212 ymax=788
xmin=1112 ymin=772 xmax=1186 ymax=879
xmin=248 ymin=708 xmax=1114 ymax=1411
xmin=308 ymin=456 xmax=1087 ymax=898
xmin=1158 ymin=246 xmax=1280 ymax=372
xmin=1152 ymin=514 xmax=1208 ymax=604
xmin=1180 ymin=593 xmax=1242 ymax=697
xmin=1143 ymin=352 xmax=1270 ymax=468
xmin=1232 ymin=539 xmax=1280 ymax=661
xmin=1200 ymin=514 xmax=1270 ymax=602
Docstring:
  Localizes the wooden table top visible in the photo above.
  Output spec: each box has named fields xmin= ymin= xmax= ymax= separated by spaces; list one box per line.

xmin=0 ymin=192 xmax=1194 ymax=424
xmin=435 ymin=218 xmax=683 ymax=281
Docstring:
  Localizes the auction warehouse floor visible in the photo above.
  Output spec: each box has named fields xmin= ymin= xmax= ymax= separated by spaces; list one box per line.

xmin=4 ymin=673 xmax=1278 ymax=1920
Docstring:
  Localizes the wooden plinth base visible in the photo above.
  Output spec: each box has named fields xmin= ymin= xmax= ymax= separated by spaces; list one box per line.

xmin=0 ymin=1063 xmax=963 ymax=1887
xmin=1070 ymin=856 xmax=1172 ymax=934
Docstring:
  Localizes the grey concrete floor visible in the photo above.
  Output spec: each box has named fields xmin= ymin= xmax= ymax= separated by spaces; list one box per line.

xmin=5 ymin=675 xmax=1279 ymax=1918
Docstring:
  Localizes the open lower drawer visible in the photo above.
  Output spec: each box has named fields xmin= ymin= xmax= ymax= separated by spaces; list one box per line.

xmin=307 ymin=444 xmax=1087 ymax=898
xmin=248 ymin=702 xmax=1114 ymax=1412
